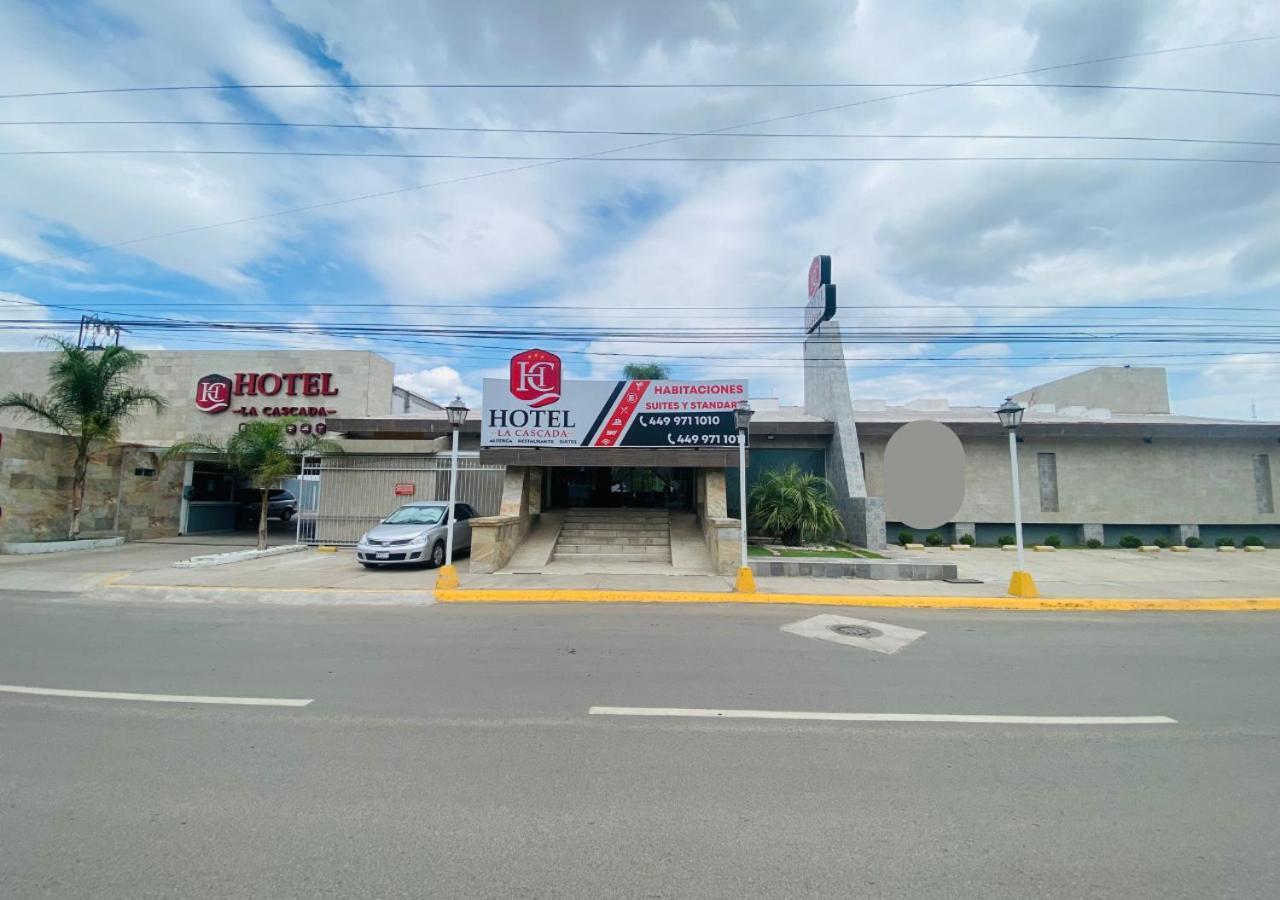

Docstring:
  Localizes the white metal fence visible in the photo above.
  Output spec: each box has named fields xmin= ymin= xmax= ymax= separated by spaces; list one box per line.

xmin=297 ymin=456 xmax=505 ymax=546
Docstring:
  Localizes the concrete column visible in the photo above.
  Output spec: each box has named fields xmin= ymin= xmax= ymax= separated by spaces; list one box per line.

xmin=1175 ymin=523 xmax=1200 ymax=545
xmin=1077 ymin=523 xmax=1104 ymax=545
xmin=953 ymin=522 xmax=976 ymax=542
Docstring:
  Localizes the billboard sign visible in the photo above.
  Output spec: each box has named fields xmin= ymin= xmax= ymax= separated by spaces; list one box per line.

xmin=804 ymin=254 xmax=836 ymax=334
xmin=482 ymin=362 xmax=747 ymax=449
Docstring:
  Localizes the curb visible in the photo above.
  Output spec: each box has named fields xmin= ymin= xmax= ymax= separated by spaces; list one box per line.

xmin=435 ymin=588 xmax=1280 ymax=612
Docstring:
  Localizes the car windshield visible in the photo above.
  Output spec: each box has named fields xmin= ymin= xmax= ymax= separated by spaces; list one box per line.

xmin=383 ymin=505 xmax=445 ymax=526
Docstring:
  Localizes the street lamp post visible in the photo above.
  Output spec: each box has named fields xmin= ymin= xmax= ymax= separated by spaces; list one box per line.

xmin=733 ymin=400 xmax=755 ymax=593
xmin=996 ymin=397 xmax=1037 ymax=598
xmin=437 ymin=395 xmax=469 ymax=590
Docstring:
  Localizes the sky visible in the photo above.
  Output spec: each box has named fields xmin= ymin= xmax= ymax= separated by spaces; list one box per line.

xmin=1 ymin=0 xmax=1279 ymax=418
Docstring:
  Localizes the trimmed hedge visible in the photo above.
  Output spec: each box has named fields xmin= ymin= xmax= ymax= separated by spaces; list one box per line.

xmin=1085 ymin=538 xmax=1103 ymax=549
xmin=1216 ymin=537 xmax=1236 ymax=547
xmin=958 ymin=534 xmax=976 ymax=546
xmin=1044 ymin=534 xmax=1062 ymax=548
xmin=1185 ymin=536 xmax=1203 ymax=548
xmin=1118 ymin=535 xmax=1142 ymax=549
xmin=997 ymin=534 xmax=1015 ymax=547
xmin=898 ymin=531 xmax=915 ymax=546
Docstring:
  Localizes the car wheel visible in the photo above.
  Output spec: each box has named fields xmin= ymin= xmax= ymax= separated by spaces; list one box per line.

xmin=280 ymin=509 xmax=294 ymax=522
xmin=430 ymin=542 xmax=445 ymax=568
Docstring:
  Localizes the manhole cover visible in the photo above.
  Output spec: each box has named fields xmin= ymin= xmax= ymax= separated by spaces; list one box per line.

xmin=829 ymin=623 xmax=883 ymax=639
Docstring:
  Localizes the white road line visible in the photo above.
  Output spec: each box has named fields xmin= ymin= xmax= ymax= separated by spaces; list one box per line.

xmin=0 ymin=684 xmax=313 ymax=707
xmin=588 ymin=707 xmax=1176 ymax=725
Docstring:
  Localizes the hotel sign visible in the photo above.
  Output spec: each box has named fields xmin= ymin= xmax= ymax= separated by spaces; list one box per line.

xmin=482 ymin=350 xmax=747 ymax=448
xmin=194 ymin=371 xmax=339 ymax=419
xmin=805 ymin=254 xmax=836 ymax=334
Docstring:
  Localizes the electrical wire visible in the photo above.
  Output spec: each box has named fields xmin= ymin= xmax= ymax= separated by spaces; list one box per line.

xmin=3 ymin=32 xmax=1273 ymax=276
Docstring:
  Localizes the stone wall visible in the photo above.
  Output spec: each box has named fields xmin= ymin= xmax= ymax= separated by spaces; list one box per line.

xmin=469 ymin=466 xmax=540 ymax=573
xmin=0 ymin=428 xmax=182 ymax=542
xmin=694 ymin=468 xmax=740 ymax=576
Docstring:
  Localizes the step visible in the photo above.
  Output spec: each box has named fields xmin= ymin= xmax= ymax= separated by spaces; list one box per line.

xmin=554 ymin=543 xmax=671 ymax=554
xmin=558 ymin=528 xmax=671 ymax=539
xmin=558 ymin=536 xmax=670 ymax=547
xmin=552 ymin=552 xmax=673 ymax=563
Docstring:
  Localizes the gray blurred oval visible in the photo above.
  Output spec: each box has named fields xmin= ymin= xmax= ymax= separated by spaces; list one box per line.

xmin=884 ymin=420 xmax=965 ymax=530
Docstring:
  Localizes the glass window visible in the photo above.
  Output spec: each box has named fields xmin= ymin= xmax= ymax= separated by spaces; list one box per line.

xmin=1255 ymin=455 xmax=1275 ymax=514
xmin=383 ymin=505 xmax=445 ymax=526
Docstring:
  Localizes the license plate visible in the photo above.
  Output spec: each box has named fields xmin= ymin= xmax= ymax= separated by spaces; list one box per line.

xmin=376 ymin=552 xmax=389 ymax=559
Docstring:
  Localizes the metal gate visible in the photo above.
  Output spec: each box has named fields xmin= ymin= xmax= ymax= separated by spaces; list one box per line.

xmin=298 ymin=455 xmax=505 ymax=546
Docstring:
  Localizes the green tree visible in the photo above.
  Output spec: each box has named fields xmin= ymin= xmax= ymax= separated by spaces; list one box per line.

xmin=0 ymin=338 xmax=166 ymax=539
xmin=166 ymin=419 xmax=342 ymax=550
xmin=748 ymin=464 xmax=844 ymax=546
xmin=622 ymin=362 xmax=670 ymax=380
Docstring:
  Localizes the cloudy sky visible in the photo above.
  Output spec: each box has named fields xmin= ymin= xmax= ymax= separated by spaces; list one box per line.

xmin=1 ymin=0 xmax=1278 ymax=417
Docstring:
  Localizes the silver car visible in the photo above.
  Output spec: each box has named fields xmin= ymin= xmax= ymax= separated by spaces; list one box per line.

xmin=355 ymin=502 xmax=475 ymax=568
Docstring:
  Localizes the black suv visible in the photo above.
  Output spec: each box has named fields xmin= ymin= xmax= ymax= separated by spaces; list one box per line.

xmin=235 ymin=488 xmax=298 ymax=525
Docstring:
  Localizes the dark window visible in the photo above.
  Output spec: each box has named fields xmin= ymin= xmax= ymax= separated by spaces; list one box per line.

xmin=134 ymin=467 xmax=155 ymax=477
xmin=1037 ymin=452 xmax=1059 ymax=513
xmin=458 ymin=504 xmax=477 ymax=519
xmin=1255 ymin=455 xmax=1275 ymax=514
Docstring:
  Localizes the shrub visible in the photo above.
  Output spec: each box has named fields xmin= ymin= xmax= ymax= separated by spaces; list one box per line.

xmin=1118 ymin=535 xmax=1142 ymax=549
xmin=925 ymin=532 xmax=944 ymax=547
xmin=898 ymin=530 xmax=915 ymax=546
xmin=1044 ymin=534 xmax=1062 ymax=548
xmin=1085 ymin=538 xmax=1103 ymax=549
xmin=1185 ymin=536 xmax=1203 ymax=548
xmin=958 ymin=533 xmax=976 ymax=546
xmin=1153 ymin=537 xmax=1170 ymax=549
xmin=1243 ymin=535 xmax=1265 ymax=547
xmin=997 ymin=534 xmax=1015 ymax=547
xmin=749 ymin=465 xmax=844 ymax=546
xmin=1216 ymin=537 xmax=1235 ymax=547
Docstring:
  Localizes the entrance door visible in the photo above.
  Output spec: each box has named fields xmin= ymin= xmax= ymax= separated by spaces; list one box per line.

xmin=547 ymin=467 xmax=693 ymax=509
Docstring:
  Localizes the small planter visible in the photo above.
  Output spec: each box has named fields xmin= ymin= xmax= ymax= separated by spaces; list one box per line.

xmin=902 ymin=542 xmax=925 ymax=550
xmin=1000 ymin=544 xmax=1018 ymax=552
xmin=1138 ymin=545 xmax=1160 ymax=553
xmin=1033 ymin=545 xmax=1056 ymax=552
xmin=949 ymin=544 xmax=971 ymax=551
xmin=1218 ymin=545 xmax=1236 ymax=553
xmin=1244 ymin=545 xmax=1267 ymax=553
xmin=1170 ymin=546 xmax=1190 ymax=553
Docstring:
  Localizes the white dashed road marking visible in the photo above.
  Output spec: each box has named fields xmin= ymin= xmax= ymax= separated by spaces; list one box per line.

xmin=589 ymin=707 xmax=1176 ymax=725
xmin=0 ymin=684 xmax=313 ymax=707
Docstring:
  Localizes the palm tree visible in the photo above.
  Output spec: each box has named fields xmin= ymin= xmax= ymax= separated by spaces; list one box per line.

xmin=166 ymin=419 xmax=342 ymax=550
xmin=0 ymin=337 xmax=166 ymax=539
xmin=748 ymin=464 xmax=844 ymax=546
xmin=622 ymin=362 xmax=670 ymax=380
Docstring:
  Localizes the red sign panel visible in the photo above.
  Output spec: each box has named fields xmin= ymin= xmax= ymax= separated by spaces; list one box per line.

xmin=807 ymin=254 xmax=831 ymax=298
xmin=394 ymin=483 xmax=416 ymax=497
xmin=194 ymin=374 xmax=233 ymax=413
xmin=509 ymin=348 xmax=562 ymax=409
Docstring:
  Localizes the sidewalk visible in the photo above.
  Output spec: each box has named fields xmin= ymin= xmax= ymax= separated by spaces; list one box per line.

xmin=4 ymin=541 xmax=1279 ymax=609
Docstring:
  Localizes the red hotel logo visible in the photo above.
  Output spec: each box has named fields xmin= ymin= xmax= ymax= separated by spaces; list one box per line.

xmin=509 ymin=349 xmax=561 ymax=408
xmin=194 ymin=374 xmax=233 ymax=413
xmin=194 ymin=372 xmax=339 ymax=416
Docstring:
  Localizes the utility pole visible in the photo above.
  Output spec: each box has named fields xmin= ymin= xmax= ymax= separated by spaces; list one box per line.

xmin=77 ymin=315 xmax=123 ymax=350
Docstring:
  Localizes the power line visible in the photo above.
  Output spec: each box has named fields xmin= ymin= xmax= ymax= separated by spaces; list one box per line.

xmin=6 ymin=120 xmax=1277 ymax=149
xmin=2 ymin=32 xmax=1272 ymax=277
xmin=8 ymin=149 xmax=1278 ymax=165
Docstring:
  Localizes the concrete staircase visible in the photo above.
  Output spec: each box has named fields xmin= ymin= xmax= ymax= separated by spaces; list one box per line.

xmin=551 ymin=508 xmax=672 ymax=565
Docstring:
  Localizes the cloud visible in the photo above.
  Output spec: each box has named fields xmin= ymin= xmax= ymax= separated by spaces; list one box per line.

xmin=395 ymin=365 xmax=481 ymax=406
xmin=1 ymin=0 xmax=1278 ymax=421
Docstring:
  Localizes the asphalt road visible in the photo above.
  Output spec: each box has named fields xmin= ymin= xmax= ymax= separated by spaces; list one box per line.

xmin=2 ymin=591 xmax=1279 ymax=898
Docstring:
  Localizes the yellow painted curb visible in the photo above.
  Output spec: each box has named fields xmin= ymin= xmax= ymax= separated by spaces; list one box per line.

xmin=435 ymin=588 xmax=1280 ymax=612
xmin=316 ymin=546 xmax=339 ymax=553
